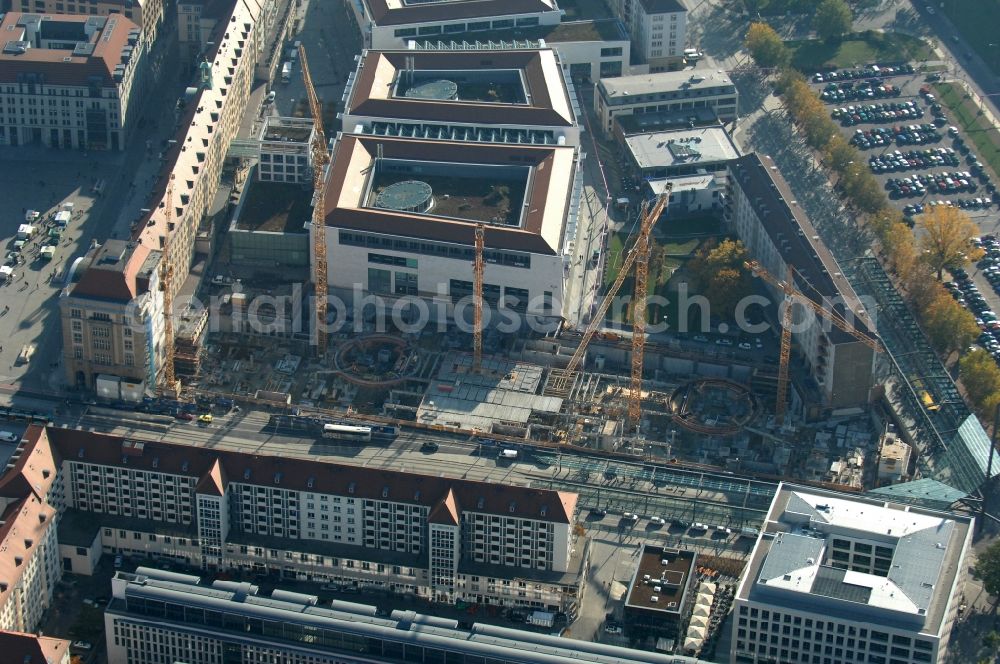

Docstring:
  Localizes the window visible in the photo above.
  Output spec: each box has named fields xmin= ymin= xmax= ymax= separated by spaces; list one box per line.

xmin=394 ymin=272 xmax=418 ymax=296
xmin=368 ymin=268 xmax=392 ymax=294
xmin=393 ymin=28 xmax=417 ymax=37
xmin=492 ymin=19 xmax=514 ymax=28
xmin=600 ymin=47 xmax=623 ymax=57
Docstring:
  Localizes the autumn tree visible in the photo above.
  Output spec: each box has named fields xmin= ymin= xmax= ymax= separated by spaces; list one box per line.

xmin=960 ymin=349 xmax=1000 ymax=417
xmin=919 ymin=204 xmax=984 ymax=280
xmin=687 ymin=239 xmax=754 ymax=319
xmin=839 ymin=161 xmax=886 ymax=213
xmin=972 ymin=539 xmax=1000 ymax=601
xmin=745 ymin=23 xmax=791 ymax=69
xmin=823 ymin=134 xmax=858 ymax=173
xmin=881 ymin=220 xmax=918 ymax=277
xmin=813 ymin=0 xmax=853 ymax=41
xmin=921 ymin=287 xmax=980 ymax=354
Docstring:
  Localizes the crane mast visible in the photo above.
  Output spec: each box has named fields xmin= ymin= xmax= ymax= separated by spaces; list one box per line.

xmin=299 ymin=45 xmax=330 ymax=356
xmin=627 ymin=200 xmax=656 ymax=427
xmin=473 ymin=223 xmax=485 ymax=372
xmin=745 ymin=260 xmax=882 ymax=425
xmin=158 ymin=174 xmax=179 ymax=395
xmin=552 ymin=188 xmax=670 ymax=403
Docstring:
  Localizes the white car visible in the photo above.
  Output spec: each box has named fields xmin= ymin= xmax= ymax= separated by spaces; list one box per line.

xmin=649 ymin=516 xmax=666 ymax=526
xmin=71 ymin=641 xmax=93 ymax=651
xmin=0 ymin=431 xmax=18 ymax=442
xmin=623 ymin=512 xmax=640 ymax=522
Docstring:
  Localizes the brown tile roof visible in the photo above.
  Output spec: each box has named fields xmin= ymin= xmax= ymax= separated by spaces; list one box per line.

xmin=323 ymin=135 xmax=574 ymax=255
xmin=0 ymin=13 xmax=139 ymax=88
xmin=429 ymin=488 xmax=459 ymax=525
xmin=69 ymin=240 xmax=153 ymax=302
xmin=195 ymin=458 xmax=227 ymax=496
xmin=0 ymin=495 xmax=57 ymax=610
xmin=0 ymin=427 xmax=58 ymax=502
xmin=347 ymin=50 xmax=574 ymax=128
xmin=45 ymin=427 xmax=578 ymax=524
xmin=0 ymin=630 xmax=69 ymax=664
xmin=363 ymin=0 xmax=557 ymax=27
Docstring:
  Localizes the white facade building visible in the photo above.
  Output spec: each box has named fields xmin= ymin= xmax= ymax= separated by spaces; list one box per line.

xmin=43 ymin=426 xmax=586 ymax=612
xmin=606 ymin=0 xmax=687 ymax=71
xmin=595 ymin=68 xmax=737 ymax=135
xmin=0 ymin=13 xmax=146 ymax=151
xmin=349 ymin=0 xmax=562 ymax=49
xmin=323 ymin=134 xmax=579 ymax=322
xmin=732 ymin=484 xmax=972 ymax=664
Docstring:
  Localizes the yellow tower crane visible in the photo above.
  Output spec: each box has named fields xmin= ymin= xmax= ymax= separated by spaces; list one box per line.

xmin=158 ymin=174 xmax=180 ymax=396
xmin=745 ymin=260 xmax=883 ymax=424
xmin=551 ymin=188 xmax=671 ymax=426
xmin=299 ymin=45 xmax=330 ymax=356
xmin=473 ymin=223 xmax=485 ymax=372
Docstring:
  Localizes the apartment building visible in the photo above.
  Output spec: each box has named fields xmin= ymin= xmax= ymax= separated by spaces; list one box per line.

xmin=176 ymin=0 xmax=234 ymax=63
xmin=605 ymin=0 xmax=687 ymax=71
xmin=0 ymin=631 xmax=70 ymax=664
xmin=59 ymin=0 xmax=276 ymax=389
xmin=732 ymin=484 xmax=972 ymax=664
xmin=342 ymin=48 xmax=580 ymax=147
xmin=595 ymin=68 xmax=737 ymax=136
xmin=323 ymin=134 xmax=579 ymax=322
xmin=0 ymin=12 xmax=146 ymax=150
xmin=106 ymin=568 xmax=713 ymax=664
xmin=37 ymin=426 xmax=586 ymax=611
xmin=726 ymin=153 xmax=877 ymax=413
xmin=0 ymin=428 xmax=64 ymax=635
xmin=349 ymin=0 xmax=562 ymax=49
xmin=10 ymin=0 xmax=165 ymax=45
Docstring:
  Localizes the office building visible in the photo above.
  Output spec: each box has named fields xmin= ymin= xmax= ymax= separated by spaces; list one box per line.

xmin=0 ymin=12 xmax=146 ymax=150
xmin=33 ymin=426 xmax=587 ymax=611
xmin=595 ymin=68 xmax=737 ymax=136
xmin=732 ymin=484 xmax=971 ymax=664
xmin=0 ymin=631 xmax=70 ymax=664
xmin=323 ymin=134 xmax=579 ymax=321
xmin=10 ymin=0 xmax=166 ymax=45
xmin=0 ymin=428 xmax=63 ymax=634
xmin=106 ymin=567 xmax=713 ymax=664
xmin=726 ymin=153 xmax=877 ymax=413
xmin=623 ymin=544 xmax=697 ymax=636
xmin=342 ymin=47 xmax=580 ymax=147
xmin=59 ymin=0 xmax=279 ymax=390
xmin=605 ymin=0 xmax=687 ymax=71
xmin=350 ymin=0 xmax=562 ymax=50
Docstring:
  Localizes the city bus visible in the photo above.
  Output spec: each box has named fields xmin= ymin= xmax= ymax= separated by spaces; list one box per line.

xmin=322 ymin=424 xmax=372 ymax=442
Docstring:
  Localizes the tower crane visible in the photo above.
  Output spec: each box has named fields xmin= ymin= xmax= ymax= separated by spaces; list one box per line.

xmin=299 ymin=45 xmax=330 ymax=356
xmin=473 ymin=223 xmax=485 ymax=372
xmin=158 ymin=174 xmax=180 ymax=396
xmin=745 ymin=260 xmax=882 ymax=425
xmin=551 ymin=187 xmax=671 ymax=424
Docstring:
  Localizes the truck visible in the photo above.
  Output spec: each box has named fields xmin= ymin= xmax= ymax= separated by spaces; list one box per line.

xmin=527 ymin=611 xmax=555 ymax=628
xmin=281 ymin=62 xmax=292 ymax=83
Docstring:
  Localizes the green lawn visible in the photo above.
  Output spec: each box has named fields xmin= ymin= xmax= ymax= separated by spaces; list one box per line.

xmin=934 ymin=82 xmax=1000 ymax=182
xmin=941 ymin=0 xmax=1000 ymax=77
xmin=786 ymin=31 xmax=934 ymax=71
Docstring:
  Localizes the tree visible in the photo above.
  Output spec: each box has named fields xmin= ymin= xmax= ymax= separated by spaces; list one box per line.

xmin=960 ymin=349 xmax=1000 ymax=416
xmin=823 ymin=135 xmax=858 ymax=173
xmin=921 ymin=288 xmax=980 ymax=354
xmin=839 ymin=161 xmax=886 ymax=213
xmin=919 ymin=204 xmax=984 ymax=280
xmin=972 ymin=539 xmax=1000 ymax=599
xmin=687 ymin=239 xmax=754 ymax=319
xmin=882 ymin=221 xmax=918 ymax=278
xmin=745 ymin=23 xmax=791 ymax=69
xmin=812 ymin=0 xmax=852 ymax=41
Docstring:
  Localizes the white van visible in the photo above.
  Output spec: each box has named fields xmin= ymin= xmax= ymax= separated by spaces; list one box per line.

xmin=499 ymin=449 xmax=518 ymax=459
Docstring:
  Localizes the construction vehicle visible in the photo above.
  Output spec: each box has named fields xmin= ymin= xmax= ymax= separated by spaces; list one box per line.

xmin=745 ymin=260 xmax=882 ymax=424
xmin=299 ymin=45 xmax=330 ymax=356
xmin=550 ymin=187 xmax=671 ymax=429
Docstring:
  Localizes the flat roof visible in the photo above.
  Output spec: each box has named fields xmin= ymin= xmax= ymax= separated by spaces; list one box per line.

xmin=324 ymin=135 xmax=575 ymax=254
xmin=624 ymin=127 xmax=739 ymax=170
xmin=111 ymin=570 xmax=713 ymax=664
xmin=0 ymin=12 xmax=139 ymax=87
xmin=362 ymin=0 xmax=559 ymax=27
xmin=730 ymin=153 xmax=878 ymax=345
xmin=625 ymin=545 xmax=696 ymax=613
xmin=636 ymin=0 xmax=686 ymax=13
xmin=346 ymin=49 xmax=575 ymax=129
xmin=738 ymin=484 xmax=972 ymax=636
xmin=234 ymin=181 xmax=312 ymax=234
xmin=261 ymin=116 xmax=314 ymax=143
xmin=598 ymin=68 xmax=733 ymax=99
xmin=417 ymin=18 xmax=628 ymax=45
